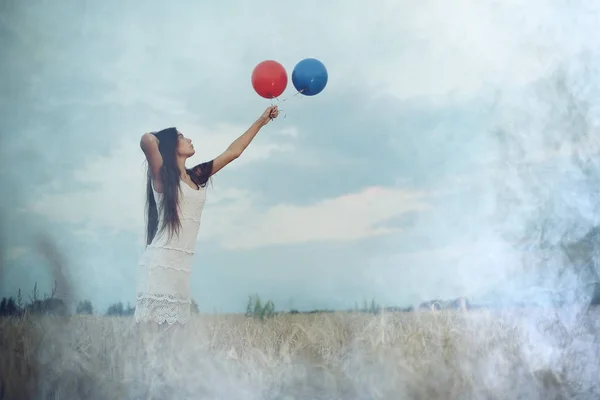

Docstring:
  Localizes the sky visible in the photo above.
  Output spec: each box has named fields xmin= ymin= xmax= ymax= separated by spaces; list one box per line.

xmin=1 ymin=0 xmax=600 ymax=313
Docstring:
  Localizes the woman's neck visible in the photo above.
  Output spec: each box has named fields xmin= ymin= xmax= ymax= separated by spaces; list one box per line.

xmin=177 ymin=157 xmax=187 ymax=179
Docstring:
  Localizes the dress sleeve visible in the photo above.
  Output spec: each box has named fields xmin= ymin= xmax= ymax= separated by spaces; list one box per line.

xmin=188 ymin=160 xmax=214 ymax=187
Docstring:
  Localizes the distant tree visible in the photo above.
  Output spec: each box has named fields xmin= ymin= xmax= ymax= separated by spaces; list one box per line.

xmin=16 ymin=289 xmax=23 ymax=310
xmin=245 ymin=294 xmax=276 ymax=321
xmin=106 ymin=301 xmax=134 ymax=316
xmin=369 ymin=298 xmax=381 ymax=314
xmin=76 ymin=300 xmax=94 ymax=315
xmin=245 ymin=296 xmax=254 ymax=316
xmin=0 ymin=298 xmax=15 ymax=317
xmin=21 ymin=280 xmax=69 ymax=316
xmin=253 ymin=295 xmax=262 ymax=315
xmin=26 ymin=298 xmax=67 ymax=316
xmin=262 ymin=299 xmax=275 ymax=319
xmin=5 ymin=297 xmax=18 ymax=316
xmin=124 ymin=303 xmax=135 ymax=316
xmin=106 ymin=302 xmax=124 ymax=316
xmin=29 ymin=282 xmax=40 ymax=305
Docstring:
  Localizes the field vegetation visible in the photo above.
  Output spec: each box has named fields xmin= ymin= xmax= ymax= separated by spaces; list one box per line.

xmin=1 ymin=285 xmax=599 ymax=399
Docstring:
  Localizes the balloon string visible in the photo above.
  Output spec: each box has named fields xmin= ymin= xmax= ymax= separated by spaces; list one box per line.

xmin=269 ymin=89 xmax=305 ymax=119
xmin=279 ymin=88 xmax=305 ymax=102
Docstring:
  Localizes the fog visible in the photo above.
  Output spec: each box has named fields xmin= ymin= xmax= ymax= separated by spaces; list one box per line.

xmin=1 ymin=0 xmax=600 ymax=398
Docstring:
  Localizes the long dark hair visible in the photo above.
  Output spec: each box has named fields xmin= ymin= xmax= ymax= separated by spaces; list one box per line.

xmin=145 ymin=127 xmax=180 ymax=245
xmin=145 ymin=127 xmax=210 ymax=246
xmin=145 ymin=127 xmax=212 ymax=245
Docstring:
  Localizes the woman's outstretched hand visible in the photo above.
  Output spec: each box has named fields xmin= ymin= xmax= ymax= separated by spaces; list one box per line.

xmin=258 ymin=105 xmax=279 ymax=126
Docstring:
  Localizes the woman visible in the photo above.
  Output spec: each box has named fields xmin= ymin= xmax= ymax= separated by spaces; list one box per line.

xmin=134 ymin=105 xmax=279 ymax=325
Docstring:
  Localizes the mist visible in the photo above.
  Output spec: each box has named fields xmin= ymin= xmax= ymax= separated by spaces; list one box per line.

xmin=1 ymin=0 xmax=600 ymax=398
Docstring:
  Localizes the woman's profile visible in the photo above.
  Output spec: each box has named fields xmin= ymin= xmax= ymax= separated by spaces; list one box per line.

xmin=134 ymin=106 xmax=279 ymax=326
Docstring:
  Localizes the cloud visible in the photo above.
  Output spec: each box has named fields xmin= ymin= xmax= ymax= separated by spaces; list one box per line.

xmin=202 ymin=186 xmax=431 ymax=250
xmin=29 ymin=128 xmax=431 ymax=249
xmin=27 ymin=124 xmax=431 ymax=251
xmin=55 ymin=0 xmax=586 ymax=123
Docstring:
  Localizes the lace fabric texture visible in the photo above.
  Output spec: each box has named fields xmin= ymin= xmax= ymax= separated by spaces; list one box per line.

xmin=134 ymin=181 xmax=206 ymax=325
xmin=135 ymin=293 xmax=192 ymax=325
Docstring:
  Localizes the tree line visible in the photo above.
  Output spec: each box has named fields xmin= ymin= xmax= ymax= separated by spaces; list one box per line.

xmin=1 ymin=282 xmax=597 ymax=319
xmin=0 ymin=282 xmax=201 ymax=318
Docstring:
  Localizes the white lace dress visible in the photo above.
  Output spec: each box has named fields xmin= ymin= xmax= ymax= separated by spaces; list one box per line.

xmin=134 ymin=171 xmax=209 ymax=325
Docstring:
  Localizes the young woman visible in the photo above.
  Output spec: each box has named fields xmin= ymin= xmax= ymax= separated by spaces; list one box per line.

xmin=134 ymin=106 xmax=279 ymax=325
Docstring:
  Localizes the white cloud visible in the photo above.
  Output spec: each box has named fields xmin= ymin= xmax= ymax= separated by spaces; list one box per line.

xmin=369 ymin=0 xmax=598 ymax=101
xmin=201 ymin=186 xmax=431 ymax=249
xmin=27 ymin=124 xmax=431 ymax=250
xmin=71 ymin=0 xmax=593 ymax=115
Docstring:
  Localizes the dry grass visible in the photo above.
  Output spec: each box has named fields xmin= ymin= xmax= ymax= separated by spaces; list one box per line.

xmin=1 ymin=308 xmax=600 ymax=400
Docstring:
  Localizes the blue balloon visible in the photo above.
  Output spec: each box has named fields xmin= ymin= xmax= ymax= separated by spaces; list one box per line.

xmin=291 ymin=58 xmax=328 ymax=96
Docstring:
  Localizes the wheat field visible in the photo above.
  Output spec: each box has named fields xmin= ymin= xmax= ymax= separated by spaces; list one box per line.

xmin=1 ymin=308 xmax=599 ymax=400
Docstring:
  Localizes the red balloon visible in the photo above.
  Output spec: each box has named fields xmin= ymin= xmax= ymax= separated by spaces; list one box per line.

xmin=251 ymin=60 xmax=288 ymax=99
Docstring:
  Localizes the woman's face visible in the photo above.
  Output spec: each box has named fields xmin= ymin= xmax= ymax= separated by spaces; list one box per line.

xmin=176 ymin=130 xmax=195 ymax=158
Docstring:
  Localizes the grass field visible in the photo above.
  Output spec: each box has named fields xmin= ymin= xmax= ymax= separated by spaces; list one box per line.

xmin=1 ymin=308 xmax=599 ymax=399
